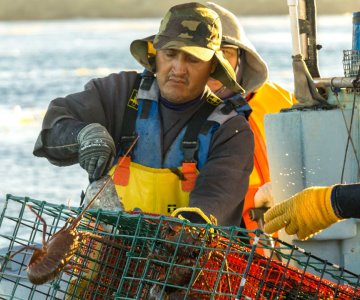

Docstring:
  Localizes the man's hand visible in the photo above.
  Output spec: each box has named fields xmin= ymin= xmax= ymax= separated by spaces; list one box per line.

xmin=263 ymin=186 xmax=341 ymax=240
xmin=77 ymin=123 xmax=116 ymax=181
xmin=254 ymin=182 xmax=274 ymax=208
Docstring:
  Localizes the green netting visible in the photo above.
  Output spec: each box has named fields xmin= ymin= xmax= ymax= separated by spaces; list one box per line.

xmin=0 ymin=194 xmax=360 ymax=299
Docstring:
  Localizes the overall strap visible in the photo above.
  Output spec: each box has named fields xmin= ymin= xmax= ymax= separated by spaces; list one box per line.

xmin=182 ymin=94 xmax=222 ymax=163
xmin=118 ymin=70 xmax=154 ymax=155
xmin=221 ymin=94 xmax=252 ymax=119
xmin=180 ymin=93 xmax=222 ymax=192
xmin=113 ymin=70 xmax=154 ymax=186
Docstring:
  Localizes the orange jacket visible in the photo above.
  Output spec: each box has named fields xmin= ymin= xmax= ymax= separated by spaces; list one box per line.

xmin=243 ymin=81 xmax=296 ymax=231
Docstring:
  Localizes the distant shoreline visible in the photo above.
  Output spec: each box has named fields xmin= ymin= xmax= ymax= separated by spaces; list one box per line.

xmin=1 ymin=0 xmax=358 ymax=21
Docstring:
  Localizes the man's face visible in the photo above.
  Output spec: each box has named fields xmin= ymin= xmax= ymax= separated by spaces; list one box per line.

xmin=207 ymin=47 xmax=238 ymax=93
xmin=156 ymin=49 xmax=214 ymax=103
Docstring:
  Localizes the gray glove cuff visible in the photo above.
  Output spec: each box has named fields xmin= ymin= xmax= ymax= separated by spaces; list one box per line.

xmin=77 ymin=123 xmax=116 ymax=181
xmin=77 ymin=123 xmax=116 ymax=154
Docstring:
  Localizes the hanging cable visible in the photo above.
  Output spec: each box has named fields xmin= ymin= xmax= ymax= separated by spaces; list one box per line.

xmin=332 ymin=75 xmax=360 ymax=183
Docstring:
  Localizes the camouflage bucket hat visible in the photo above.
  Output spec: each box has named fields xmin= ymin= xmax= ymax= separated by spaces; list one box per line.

xmin=130 ymin=2 xmax=245 ymax=94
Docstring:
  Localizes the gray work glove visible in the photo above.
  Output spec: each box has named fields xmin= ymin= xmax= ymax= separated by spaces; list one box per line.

xmin=77 ymin=123 xmax=116 ymax=181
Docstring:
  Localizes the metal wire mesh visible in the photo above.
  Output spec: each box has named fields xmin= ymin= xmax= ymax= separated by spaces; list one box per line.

xmin=0 ymin=194 xmax=360 ymax=299
xmin=343 ymin=50 xmax=360 ymax=77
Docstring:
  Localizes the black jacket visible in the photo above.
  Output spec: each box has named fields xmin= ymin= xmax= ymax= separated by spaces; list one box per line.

xmin=34 ymin=71 xmax=254 ymax=226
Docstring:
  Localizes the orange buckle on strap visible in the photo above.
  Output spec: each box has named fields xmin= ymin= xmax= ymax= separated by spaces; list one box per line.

xmin=181 ymin=162 xmax=197 ymax=192
xmin=113 ymin=156 xmax=131 ymax=186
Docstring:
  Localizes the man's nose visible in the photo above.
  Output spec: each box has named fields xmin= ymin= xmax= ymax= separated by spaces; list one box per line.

xmin=171 ymin=54 xmax=187 ymax=75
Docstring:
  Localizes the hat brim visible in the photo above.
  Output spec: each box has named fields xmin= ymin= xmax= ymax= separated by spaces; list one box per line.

xmin=213 ymin=51 xmax=245 ymax=94
xmin=130 ymin=35 xmax=245 ymax=94
xmin=130 ymin=35 xmax=157 ymax=72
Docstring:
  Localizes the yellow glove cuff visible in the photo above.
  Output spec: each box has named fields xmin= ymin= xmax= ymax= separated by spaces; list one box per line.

xmin=307 ymin=186 xmax=340 ymax=228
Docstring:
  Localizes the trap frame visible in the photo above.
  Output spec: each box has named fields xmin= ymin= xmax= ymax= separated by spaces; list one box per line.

xmin=0 ymin=194 xmax=360 ymax=299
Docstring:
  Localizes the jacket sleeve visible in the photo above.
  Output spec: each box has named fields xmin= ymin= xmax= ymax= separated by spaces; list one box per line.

xmin=33 ymin=71 xmax=138 ymax=166
xmin=34 ymin=118 xmax=88 ymax=166
xmin=332 ymin=183 xmax=360 ymax=219
xmin=189 ymin=115 xmax=254 ymax=226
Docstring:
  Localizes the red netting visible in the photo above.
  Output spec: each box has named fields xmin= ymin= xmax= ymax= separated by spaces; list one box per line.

xmin=69 ymin=221 xmax=360 ymax=299
xmin=190 ymin=237 xmax=360 ymax=299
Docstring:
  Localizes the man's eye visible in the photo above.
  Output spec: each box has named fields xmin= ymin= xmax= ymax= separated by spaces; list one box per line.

xmin=164 ymin=50 xmax=176 ymax=57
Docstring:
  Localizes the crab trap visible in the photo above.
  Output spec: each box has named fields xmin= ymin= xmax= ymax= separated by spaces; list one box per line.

xmin=1 ymin=195 xmax=360 ymax=299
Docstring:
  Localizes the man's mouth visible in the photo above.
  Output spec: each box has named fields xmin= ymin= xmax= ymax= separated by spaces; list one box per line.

xmin=168 ymin=76 xmax=187 ymax=85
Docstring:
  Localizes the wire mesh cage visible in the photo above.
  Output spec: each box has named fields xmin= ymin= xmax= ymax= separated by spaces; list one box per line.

xmin=1 ymin=194 xmax=360 ymax=299
xmin=343 ymin=50 xmax=360 ymax=77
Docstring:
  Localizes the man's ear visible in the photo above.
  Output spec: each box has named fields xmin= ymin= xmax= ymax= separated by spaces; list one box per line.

xmin=210 ymin=58 xmax=218 ymax=74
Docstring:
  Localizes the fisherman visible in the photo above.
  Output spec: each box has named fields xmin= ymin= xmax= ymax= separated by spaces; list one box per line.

xmin=33 ymin=2 xmax=254 ymax=226
xmin=263 ymin=184 xmax=360 ymax=240
xmin=205 ymin=2 xmax=296 ymax=231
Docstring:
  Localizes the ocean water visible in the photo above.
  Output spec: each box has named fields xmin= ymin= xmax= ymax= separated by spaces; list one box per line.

xmin=0 ymin=15 xmax=353 ymax=206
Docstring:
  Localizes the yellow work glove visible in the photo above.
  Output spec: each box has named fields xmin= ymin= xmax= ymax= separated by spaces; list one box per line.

xmin=263 ymin=186 xmax=342 ymax=240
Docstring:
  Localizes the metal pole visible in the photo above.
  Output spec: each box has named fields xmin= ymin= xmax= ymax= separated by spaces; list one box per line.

xmin=288 ymin=0 xmax=302 ymax=56
xmin=313 ymin=77 xmax=358 ymax=88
